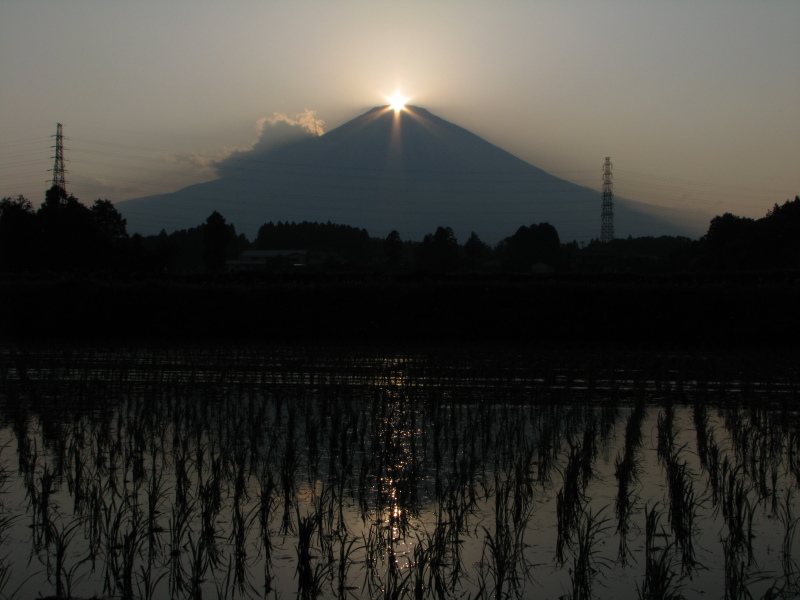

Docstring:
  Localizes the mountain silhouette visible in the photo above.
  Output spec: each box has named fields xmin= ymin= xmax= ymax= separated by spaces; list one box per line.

xmin=118 ymin=106 xmax=687 ymax=242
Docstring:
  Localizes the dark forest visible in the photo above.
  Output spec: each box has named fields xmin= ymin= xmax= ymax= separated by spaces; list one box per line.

xmin=1 ymin=187 xmax=799 ymax=345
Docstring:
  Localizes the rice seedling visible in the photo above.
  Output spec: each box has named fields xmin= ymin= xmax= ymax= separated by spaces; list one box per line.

xmin=788 ymin=431 xmax=800 ymax=488
xmin=0 ymin=506 xmax=33 ymax=600
xmin=0 ymin=555 xmax=38 ymax=600
xmin=46 ymin=515 xmax=88 ymax=598
xmin=280 ymin=415 xmax=301 ymax=535
xmin=721 ymin=535 xmax=778 ymax=600
xmin=26 ymin=462 xmax=57 ymax=551
xmin=656 ymin=403 xmax=677 ymax=465
xmin=167 ymin=500 xmax=195 ymax=598
xmin=135 ymin=561 xmax=168 ymax=600
xmin=637 ymin=504 xmax=684 ymax=600
xmin=256 ymin=465 xmax=277 ymax=562
xmin=409 ymin=512 xmax=456 ymax=600
xmin=476 ymin=475 xmax=533 ymax=600
xmin=721 ymin=465 xmax=756 ymax=565
xmin=186 ymin=530 xmax=210 ymax=600
xmin=306 ymin=412 xmax=322 ymax=482
xmin=103 ymin=495 xmax=148 ymax=600
xmin=693 ymin=401 xmax=710 ymax=470
xmin=172 ymin=432 xmax=192 ymax=512
xmin=579 ymin=416 xmax=599 ymax=488
xmin=637 ymin=545 xmax=685 ymax=600
xmin=662 ymin=443 xmax=700 ymax=574
xmin=65 ymin=422 xmax=88 ymax=515
xmin=566 ymin=507 xmax=612 ymax=600
xmin=556 ymin=442 xmax=587 ymax=565
xmin=707 ymin=436 xmax=723 ymax=507
xmin=144 ymin=455 xmax=169 ymax=564
xmin=778 ymin=488 xmax=800 ymax=585
xmin=406 ymin=533 xmax=432 ymax=600
xmin=210 ymin=554 xmax=238 ymax=600
xmin=536 ymin=413 xmax=561 ymax=484
xmin=478 ymin=519 xmax=530 ymax=599
xmin=296 ymin=512 xmax=328 ymax=599
xmin=0 ymin=512 xmax=17 ymax=545
xmin=198 ymin=470 xmax=222 ymax=554
xmin=229 ymin=489 xmax=260 ymax=592
xmin=334 ymin=529 xmax=360 ymax=599
xmin=615 ymin=401 xmax=646 ymax=561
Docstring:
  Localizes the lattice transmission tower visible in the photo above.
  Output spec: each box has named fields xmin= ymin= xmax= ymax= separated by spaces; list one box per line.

xmin=49 ymin=123 xmax=68 ymax=191
xmin=601 ymin=156 xmax=614 ymax=242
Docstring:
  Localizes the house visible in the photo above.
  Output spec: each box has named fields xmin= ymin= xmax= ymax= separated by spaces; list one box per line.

xmin=227 ymin=249 xmax=337 ymax=271
xmin=227 ymin=249 xmax=308 ymax=271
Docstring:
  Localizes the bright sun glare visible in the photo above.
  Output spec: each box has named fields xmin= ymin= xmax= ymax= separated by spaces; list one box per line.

xmin=387 ymin=92 xmax=408 ymax=111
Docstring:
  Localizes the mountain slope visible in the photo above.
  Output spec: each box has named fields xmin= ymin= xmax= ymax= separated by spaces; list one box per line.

xmin=118 ymin=106 xmax=686 ymax=243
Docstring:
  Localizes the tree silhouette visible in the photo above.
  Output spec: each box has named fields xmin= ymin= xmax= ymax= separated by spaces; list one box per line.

xmin=91 ymin=199 xmax=128 ymax=243
xmin=701 ymin=213 xmax=757 ymax=270
xmin=697 ymin=196 xmax=800 ymax=271
xmin=37 ymin=186 xmax=97 ymax=271
xmin=463 ymin=231 xmax=490 ymax=269
xmin=384 ymin=230 xmax=403 ymax=269
xmin=0 ymin=189 xmax=135 ymax=272
xmin=501 ymin=222 xmax=561 ymax=271
xmin=579 ymin=235 xmax=694 ymax=272
xmin=0 ymin=195 xmax=38 ymax=271
xmin=759 ymin=196 xmax=800 ymax=268
xmin=416 ymin=226 xmax=460 ymax=272
xmin=254 ymin=220 xmax=370 ymax=261
xmin=89 ymin=199 xmax=130 ymax=270
xmin=202 ymin=211 xmax=230 ymax=273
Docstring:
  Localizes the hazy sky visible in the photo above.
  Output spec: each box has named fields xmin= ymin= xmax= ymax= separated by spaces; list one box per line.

xmin=2 ymin=0 xmax=798 ymax=238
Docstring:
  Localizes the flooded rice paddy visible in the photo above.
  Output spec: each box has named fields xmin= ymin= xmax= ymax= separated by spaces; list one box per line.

xmin=0 ymin=345 xmax=799 ymax=599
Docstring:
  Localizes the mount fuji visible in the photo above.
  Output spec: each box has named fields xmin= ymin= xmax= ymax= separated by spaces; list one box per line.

xmin=117 ymin=106 xmax=686 ymax=243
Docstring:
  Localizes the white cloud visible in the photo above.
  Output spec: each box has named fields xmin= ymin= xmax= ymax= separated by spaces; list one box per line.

xmin=258 ymin=109 xmax=325 ymax=137
xmin=213 ymin=110 xmax=325 ymax=178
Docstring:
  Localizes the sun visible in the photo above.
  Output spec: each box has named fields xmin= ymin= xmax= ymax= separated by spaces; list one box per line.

xmin=387 ymin=92 xmax=408 ymax=111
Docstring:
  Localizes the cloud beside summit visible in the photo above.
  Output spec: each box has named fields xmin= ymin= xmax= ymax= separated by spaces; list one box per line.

xmin=213 ymin=110 xmax=325 ymax=178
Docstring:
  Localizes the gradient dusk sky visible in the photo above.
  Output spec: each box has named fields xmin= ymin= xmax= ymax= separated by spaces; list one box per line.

xmin=1 ymin=0 xmax=798 ymax=238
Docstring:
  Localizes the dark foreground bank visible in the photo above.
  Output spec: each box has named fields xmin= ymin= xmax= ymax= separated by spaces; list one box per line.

xmin=1 ymin=276 xmax=798 ymax=345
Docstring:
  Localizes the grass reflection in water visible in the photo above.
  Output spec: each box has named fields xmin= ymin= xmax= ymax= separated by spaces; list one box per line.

xmin=0 ymin=346 xmax=799 ymax=599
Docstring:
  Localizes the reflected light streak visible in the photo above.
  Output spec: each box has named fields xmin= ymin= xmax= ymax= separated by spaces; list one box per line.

xmin=375 ymin=380 xmax=425 ymax=564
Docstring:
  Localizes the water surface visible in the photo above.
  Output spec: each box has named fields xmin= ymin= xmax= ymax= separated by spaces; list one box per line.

xmin=0 ymin=345 xmax=798 ymax=599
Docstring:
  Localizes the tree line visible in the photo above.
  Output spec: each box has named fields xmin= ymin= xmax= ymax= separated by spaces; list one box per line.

xmin=1 ymin=186 xmax=798 ymax=276
xmin=0 ymin=187 xmax=130 ymax=272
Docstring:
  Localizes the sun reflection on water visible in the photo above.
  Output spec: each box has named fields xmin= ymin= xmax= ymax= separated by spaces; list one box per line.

xmin=373 ymin=361 xmax=427 ymax=572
